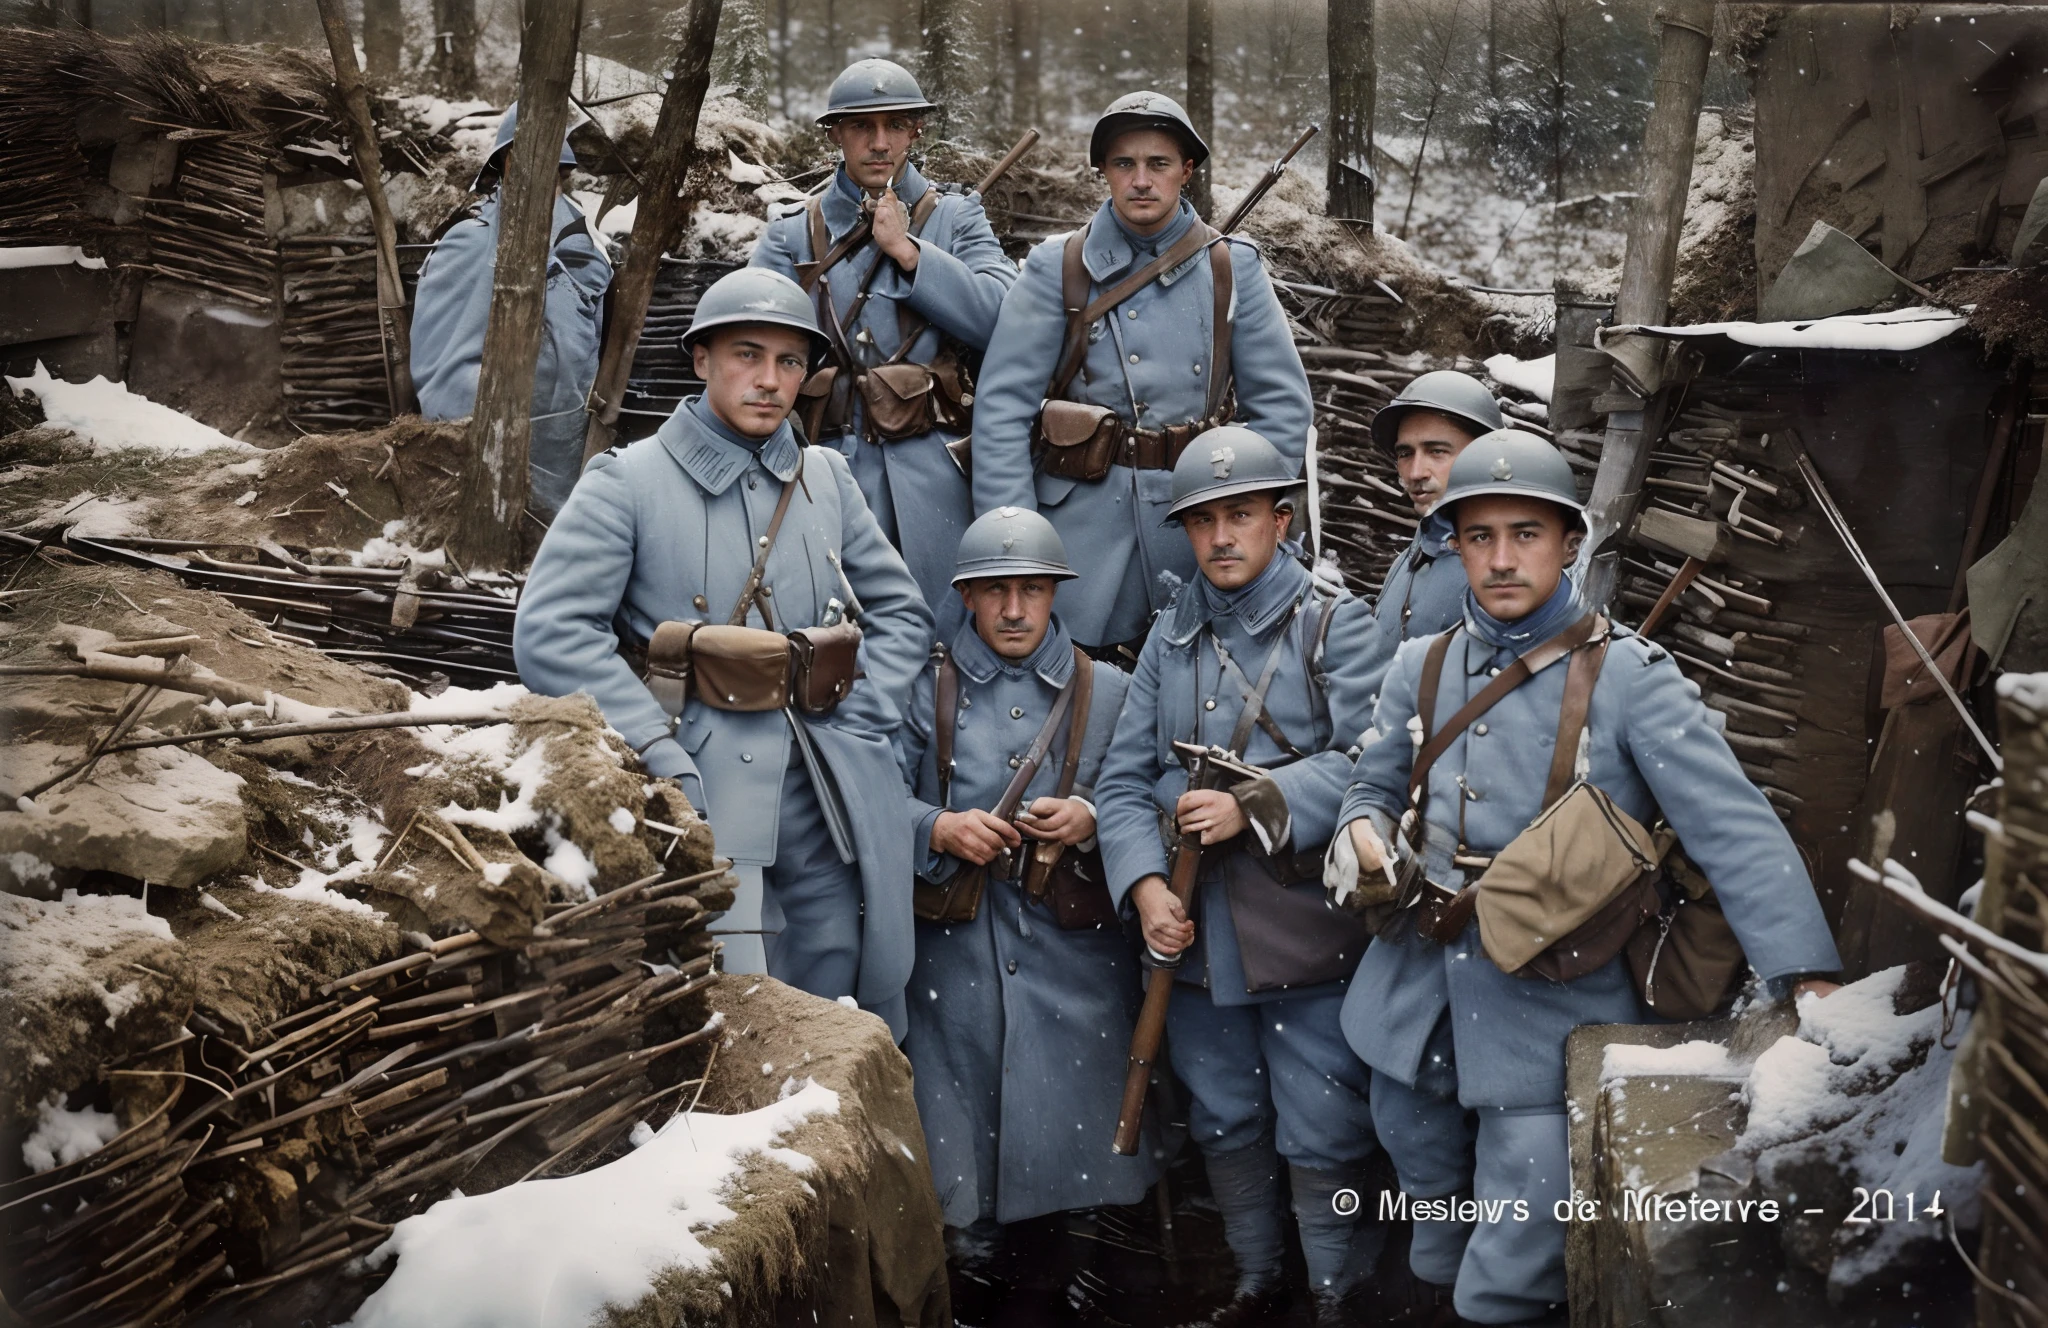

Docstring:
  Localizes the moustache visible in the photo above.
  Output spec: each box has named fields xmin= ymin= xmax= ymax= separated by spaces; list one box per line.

xmin=742 ymin=391 xmax=786 ymax=408
xmin=1205 ymin=549 xmax=1240 ymax=563
xmin=1482 ymin=573 xmax=1529 ymax=588
xmin=995 ymin=618 xmax=1031 ymax=633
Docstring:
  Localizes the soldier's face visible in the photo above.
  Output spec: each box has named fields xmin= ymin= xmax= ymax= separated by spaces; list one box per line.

xmin=1180 ymin=493 xmax=1291 ymax=592
xmin=1448 ymin=495 xmax=1584 ymax=621
xmin=961 ymin=576 xmax=1058 ymax=660
xmin=1101 ymin=130 xmax=1195 ymax=234
xmin=692 ymin=325 xmax=812 ymax=439
xmin=828 ymin=113 xmax=924 ymax=191
xmin=1393 ymin=410 xmax=1477 ymax=515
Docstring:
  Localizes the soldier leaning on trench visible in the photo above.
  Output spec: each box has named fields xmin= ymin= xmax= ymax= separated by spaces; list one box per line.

xmin=513 ymin=267 xmax=933 ymax=1040
xmin=1327 ymin=429 xmax=1843 ymax=1326
xmin=749 ymin=58 xmax=1015 ymax=641
xmin=970 ymin=91 xmax=1314 ymax=656
xmin=411 ymin=101 xmax=613 ymax=523
xmin=893 ymin=506 xmax=1158 ymax=1319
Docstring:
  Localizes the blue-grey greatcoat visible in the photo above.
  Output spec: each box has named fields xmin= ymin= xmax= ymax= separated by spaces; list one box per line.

xmin=971 ymin=200 xmax=1314 ymax=648
xmin=1359 ymin=509 xmax=1465 ymax=708
xmin=1337 ymin=600 xmax=1843 ymax=1110
xmin=1094 ymin=553 xmax=1377 ymax=1172
xmin=411 ymin=193 xmax=612 ymax=520
xmin=512 ymin=398 xmax=934 ymax=1037
xmin=750 ymin=163 xmax=1014 ymax=626
xmin=895 ymin=617 xmax=1159 ymax=1226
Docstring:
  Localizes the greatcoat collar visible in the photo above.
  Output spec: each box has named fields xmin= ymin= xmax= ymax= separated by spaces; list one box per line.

xmin=822 ymin=159 xmax=933 ymax=241
xmin=950 ymin=614 xmax=1079 ymax=690
xmin=1161 ymin=551 xmax=1311 ymax=647
xmin=1081 ymin=197 xmax=1208 ymax=286
xmin=656 ymin=395 xmax=803 ymax=495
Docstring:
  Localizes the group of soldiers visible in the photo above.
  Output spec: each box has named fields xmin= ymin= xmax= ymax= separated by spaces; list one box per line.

xmin=498 ymin=59 xmax=1844 ymax=1328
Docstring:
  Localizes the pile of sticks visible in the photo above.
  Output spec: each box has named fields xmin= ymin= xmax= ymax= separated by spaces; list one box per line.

xmin=281 ymin=236 xmax=395 ymax=433
xmin=0 ymin=861 xmax=732 ymax=1326
xmin=136 ymin=133 xmax=277 ymax=309
xmin=618 ymin=257 xmax=739 ymax=439
xmin=47 ymin=532 xmax=522 ymax=688
xmin=0 ymin=37 xmax=97 ymax=246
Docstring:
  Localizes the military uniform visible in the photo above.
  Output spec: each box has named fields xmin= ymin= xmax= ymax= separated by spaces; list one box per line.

xmin=970 ymin=95 xmax=1312 ymax=649
xmin=412 ymin=104 xmax=612 ymax=521
xmin=1093 ymin=430 xmax=1382 ymax=1318
xmin=513 ymin=271 xmax=933 ymax=1040
xmin=1334 ymin=434 xmax=1840 ymax=1323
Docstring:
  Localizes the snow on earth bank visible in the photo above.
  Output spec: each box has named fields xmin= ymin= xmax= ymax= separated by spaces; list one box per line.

xmin=347 ymin=1081 xmax=840 ymax=1328
xmin=4 ymin=362 xmax=254 ymax=455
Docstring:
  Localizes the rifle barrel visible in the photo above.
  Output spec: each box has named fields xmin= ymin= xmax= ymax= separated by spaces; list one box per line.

xmin=1219 ymin=122 xmax=1322 ymax=235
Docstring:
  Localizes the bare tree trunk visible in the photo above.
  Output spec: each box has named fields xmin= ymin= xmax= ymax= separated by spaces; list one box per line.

xmin=362 ymin=0 xmax=403 ymax=76
xmin=1580 ymin=0 xmax=1717 ymax=612
xmin=824 ymin=0 xmax=839 ymax=72
xmin=453 ymin=0 xmax=583 ymax=570
xmin=919 ymin=0 xmax=983 ymax=142
xmin=435 ymin=0 xmax=479 ymax=95
xmin=891 ymin=0 xmax=919 ymax=58
xmin=1398 ymin=86 xmax=1441 ymax=238
xmin=583 ymin=0 xmax=725 ymax=466
xmin=1186 ymin=0 xmax=1214 ymax=220
xmin=774 ymin=0 xmax=791 ymax=118
xmin=313 ymin=0 xmax=416 ymax=418
xmin=1007 ymin=0 xmax=1038 ymax=128
xmin=1326 ymin=0 xmax=1375 ymax=223
xmin=1486 ymin=0 xmax=1501 ymax=155
xmin=1549 ymin=10 xmax=1567 ymax=204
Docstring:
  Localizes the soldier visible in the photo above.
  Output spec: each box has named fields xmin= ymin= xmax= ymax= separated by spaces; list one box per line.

xmin=1328 ymin=430 xmax=1841 ymax=1324
xmin=971 ymin=92 xmax=1313 ymax=653
xmin=513 ymin=267 xmax=933 ymax=1038
xmin=750 ymin=58 xmax=1015 ymax=632
xmin=1095 ymin=428 xmax=1382 ymax=1327
xmin=895 ymin=507 xmax=1156 ymax=1315
xmin=412 ymin=101 xmax=613 ymax=521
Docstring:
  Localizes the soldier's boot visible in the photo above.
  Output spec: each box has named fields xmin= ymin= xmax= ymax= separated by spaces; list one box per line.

xmin=945 ymin=1219 xmax=1008 ymax=1328
xmin=1289 ymin=1163 xmax=1386 ymax=1328
xmin=1176 ymin=1140 xmax=1290 ymax=1327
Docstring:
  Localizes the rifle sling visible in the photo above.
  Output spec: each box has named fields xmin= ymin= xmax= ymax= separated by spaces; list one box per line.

xmin=726 ymin=475 xmax=802 ymax=627
xmin=933 ymin=646 xmax=1084 ymax=820
xmin=1212 ymin=598 xmax=1309 ymax=760
xmin=1053 ymin=646 xmax=1092 ymax=799
xmin=1048 ymin=222 xmax=1223 ymax=402
xmin=1408 ymin=611 xmax=1601 ymax=804
xmin=935 ymin=646 xmax=959 ymax=809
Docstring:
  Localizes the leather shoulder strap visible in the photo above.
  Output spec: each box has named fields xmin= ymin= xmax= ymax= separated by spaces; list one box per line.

xmin=1206 ymin=237 xmax=1234 ymax=421
xmin=935 ymin=646 xmax=958 ymax=808
xmin=1054 ymin=647 xmax=1092 ymax=799
xmin=1045 ymin=229 xmax=1092 ymax=400
xmin=1046 ymin=223 xmax=1218 ymax=402
xmin=886 ymin=189 xmax=950 ymax=363
xmin=727 ymin=476 xmax=802 ymax=626
xmin=992 ymin=672 xmax=1081 ymax=819
xmin=1415 ymin=627 xmax=1456 ymax=752
xmin=801 ymin=195 xmax=832 ymax=292
xmin=1542 ymin=618 xmax=1612 ymax=806
xmin=1408 ymin=612 xmax=1599 ymax=801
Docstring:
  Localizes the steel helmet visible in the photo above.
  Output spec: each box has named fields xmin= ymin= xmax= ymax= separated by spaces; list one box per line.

xmin=1089 ymin=90 xmax=1209 ymax=169
xmin=1368 ymin=369 xmax=1504 ymax=453
xmin=1436 ymin=429 xmax=1584 ymax=525
xmin=473 ymin=100 xmax=580 ymax=191
xmin=682 ymin=268 xmax=829 ymax=366
xmin=817 ymin=59 xmax=939 ymax=126
xmin=951 ymin=507 xmax=1076 ymax=585
xmin=1165 ymin=426 xmax=1300 ymax=522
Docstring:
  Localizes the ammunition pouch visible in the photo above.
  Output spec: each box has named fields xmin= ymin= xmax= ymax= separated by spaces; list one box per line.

xmin=689 ymin=625 xmax=795 ymax=713
xmin=1031 ymin=401 xmax=1228 ymax=481
xmin=797 ymin=366 xmax=846 ymax=444
xmin=1021 ymin=840 xmax=1118 ymax=931
xmin=788 ymin=622 xmax=863 ymax=715
xmin=800 ymin=353 xmax=975 ymax=445
xmin=1226 ymin=845 xmax=1371 ymax=993
xmin=914 ymin=867 xmax=985 ymax=924
xmin=627 ymin=619 xmax=862 ymax=718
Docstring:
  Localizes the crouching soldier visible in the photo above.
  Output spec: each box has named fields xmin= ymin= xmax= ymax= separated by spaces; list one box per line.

xmin=971 ymin=92 xmax=1313 ymax=653
xmin=513 ymin=268 xmax=934 ymax=1038
xmin=1328 ymin=430 xmax=1841 ymax=1324
xmin=412 ymin=101 xmax=613 ymax=521
xmin=1095 ymin=427 xmax=1382 ymax=1327
xmin=895 ymin=506 xmax=1157 ymax=1314
xmin=750 ymin=59 xmax=1015 ymax=631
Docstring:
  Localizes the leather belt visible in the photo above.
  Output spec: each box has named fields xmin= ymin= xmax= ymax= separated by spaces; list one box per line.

xmin=1115 ymin=418 xmax=1211 ymax=471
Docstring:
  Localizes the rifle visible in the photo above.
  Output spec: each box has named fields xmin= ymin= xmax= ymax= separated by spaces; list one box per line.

xmin=1218 ymin=123 xmax=1321 ymax=236
xmin=1111 ymin=741 xmax=1224 ymax=1156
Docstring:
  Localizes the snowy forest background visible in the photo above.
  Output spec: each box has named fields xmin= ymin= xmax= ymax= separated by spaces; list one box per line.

xmin=4 ymin=0 xmax=1762 ymax=288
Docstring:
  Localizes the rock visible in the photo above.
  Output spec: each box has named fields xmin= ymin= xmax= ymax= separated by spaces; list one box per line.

xmin=0 ymin=741 xmax=247 ymax=889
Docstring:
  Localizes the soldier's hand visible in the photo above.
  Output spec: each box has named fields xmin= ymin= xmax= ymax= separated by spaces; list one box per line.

xmin=871 ymin=186 xmax=920 ymax=270
xmin=1348 ymin=819 xmax=1391 ymax=876
xmin=1131 ymin=875 xmax=1194 ymax=957
xmin=932 ymin=808 xmax=1023 ymax=866
xmin=1019 ymin=796 xmax=1094 ymax=846
xmin=1175 ymin=788 xmax=1246 ymax=846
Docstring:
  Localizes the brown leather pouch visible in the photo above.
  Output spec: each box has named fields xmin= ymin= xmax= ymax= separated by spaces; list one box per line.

xmin=642 ymin=620 xmax=700 ymax=718
xmin=914 ymin=867 xmax=985 ymax=923
xmin=688 ymin=625 xmax=791 ymax=712
xmin=788 ymin=622 xmax=862 ymax=715
xmin=797 ymin=366 xmax=840 ymax=442
xmin=1021 ymin=841 xmax=1118 ymax=930
xmin=927 ymin=351 xmax=973 ymax=434
xmin=1625 ymin=851 xmax=1745 ymax=1018
xmin=1032 ymin=400 xmax=1122 ymax=481
xmin=858 ymin=363 xmax=938 ymax=441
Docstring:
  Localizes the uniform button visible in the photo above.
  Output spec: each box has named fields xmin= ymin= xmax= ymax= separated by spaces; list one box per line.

xmin=1488 ymin=667 xmax=1500 ymax=677
xmin=1192 ymin=362 xmax=1202 ymax=374
xmin=962 ymin=696 xmax=971 ymax=707
xmin=1475 ymin=723 xmax=1489 ymax=736
xmin=747 ymin=476 xmax=758 ymax=490
xmin=759 ymin=585 xmax=772 ymax=597
xmin=1204 ymin=699 xmax=1216 ymax=710
xmin=1009 ymin=755 xmax=1022 ymax=769
xmin=1126 ymin=309 xmax=1138 ymax=320
xmin=1128 ymin=353 xmax=1140 ymax=365
xmin=741 ymin=752 xmax=754 ymax=763
xmin=693 ymin=595 xmax=709 ymax=612
xmin=1007 ymin=959 xmax=1019 ymax=975
xmin=1011 ymin=706 xmax=1025 ymax=719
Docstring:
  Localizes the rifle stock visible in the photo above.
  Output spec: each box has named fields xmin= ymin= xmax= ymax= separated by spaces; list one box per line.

xmin=1111 ymin=747 xmax=1213 ymax=1156
xmin=975 ymin=128 xmax=1041 ymax=196
xmin=1218 ymin=122 xmax=1321 ymax=236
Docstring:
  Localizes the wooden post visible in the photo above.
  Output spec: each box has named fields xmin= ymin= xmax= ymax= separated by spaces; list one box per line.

xmin=451 ymin=0 xmax=584 ymax=569
xmin=312 ymin=0 xmax=418 ymax=417
xmin=1578 ymin=0 xmax=1716 ymax=611
xmin=436 ymin=0 xmax=480 ymax=96
xmin=363 ymin=0 xmax=403 ymax=76
xmin=1186 ymin=0 xmax=1214 ymax=221
xmin=1326 ymin=0 xmax=1376 ymax=225
xmin=581 ymin=0 xmax=725 ymax=467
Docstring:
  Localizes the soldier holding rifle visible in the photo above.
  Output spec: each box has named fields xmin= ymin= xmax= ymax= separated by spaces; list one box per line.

xmin=971 ymin=94 xmax=1314 ymax=654
xmin=750 ymin=59 xmax=1017 ymax=631
xmin=893 ymin=507 xmax=1154 ymax=1316
xmin=1094 ymin=428 xmax=1380 ymax=1328
xmin=1327 ymin=430 xmax=1840 ymax=1324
